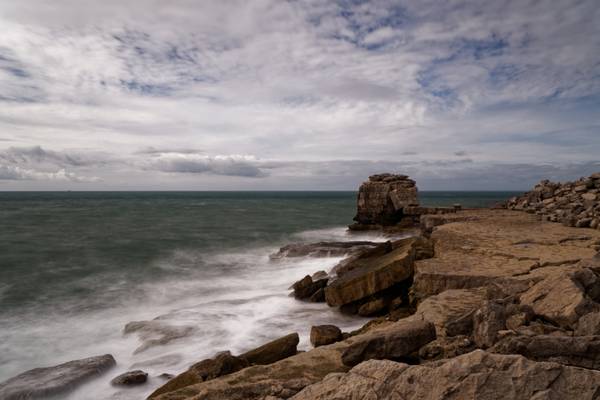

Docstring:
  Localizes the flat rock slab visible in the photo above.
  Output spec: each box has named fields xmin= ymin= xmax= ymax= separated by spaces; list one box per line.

xmin=491 ymin=334 xmax=600 ymax=370
xmin=270 ymin=241 xmax=378 ymax=258
xmin=291 ymin=350 xmax=600 ymax=400
xmin=0 ymin=354 xmax=116 ymax=400
xmin=413 ymin=210 xmax=600 ymax=300
xmin=325 ymin=237 xmax=416 ymax=306
xmin=341 ymin=319 xmax=436 ymax=366
xmin=519 ymin=267 xmax=600 ymax=328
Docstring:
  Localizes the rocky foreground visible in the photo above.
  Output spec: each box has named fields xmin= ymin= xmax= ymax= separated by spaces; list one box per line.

xmin=3 ymin=173 xmax=600 ymax=400
xmin=141 ymin=174 xmax=600 ymax=400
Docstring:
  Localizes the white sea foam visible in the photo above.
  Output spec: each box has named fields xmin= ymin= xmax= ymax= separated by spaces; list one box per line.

xmin=0 ymin=226 xmax=373 ymax=400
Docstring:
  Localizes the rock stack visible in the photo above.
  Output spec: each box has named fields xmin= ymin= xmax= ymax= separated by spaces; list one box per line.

xmin=350 ymin=173 xmax=419 ymax=229
xmin=505 ymin=172 xmax=600 ymax=229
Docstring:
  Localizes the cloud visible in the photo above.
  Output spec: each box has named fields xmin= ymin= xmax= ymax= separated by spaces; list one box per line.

xmin=144 ymin=152 xmax=266 ymax=177
xmin=0 ymin=1 xmax=598 ymax=189
xmin=0 ymin=146 xmax=103 ymax=182
xmin=0 ymin=165 xmax=100 ymax=182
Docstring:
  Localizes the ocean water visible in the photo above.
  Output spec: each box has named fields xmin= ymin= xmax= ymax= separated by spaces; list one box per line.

xmin=0 ymin=191 xmax=518 ymax=399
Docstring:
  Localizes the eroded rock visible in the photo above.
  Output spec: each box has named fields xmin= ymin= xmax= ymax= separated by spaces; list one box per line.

xmin=352 ymin=173 xmax=418 ymax=227
xmin=290 ymin=350 xmax=600 ymax=400
xmin=491 ymin=334 xmax=600 ymax=369
xmin=341 ymin=319 xmax=436 ymax=367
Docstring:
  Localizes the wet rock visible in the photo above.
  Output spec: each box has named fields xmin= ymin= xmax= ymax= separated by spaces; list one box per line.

xmin=310 ymin=325 xmax=342 ymax=347
xmin=491 ymin=334 xmax=600 ymax=369
xmin=271 ymin=241 xmax=378 ymax=259
xmin=240 ymin=333 xmax=299 ymax=365
xmin=148 ymin=351 xmax=249 ymax=398
xmin=307 ymin=287 xmax=325 ymax=302
xmin=325 ymin=237 xmax=418 ymax=307
xmin=0 ymin=354 xmax=116 ymax=400
xmin=352 ymin=173 xmax=419 ymax=227
xmin=290 ymin=350 xmax=600 ymax=400
xmin=111 ymin=370 xmax=148 ymax=386
xmin=291 ymin=276 xmax=327 ymax=300
xmin=123 ymin=320 xmax=195 ymax=354
xmin=341 ymin=319 xmax=436 ymax=367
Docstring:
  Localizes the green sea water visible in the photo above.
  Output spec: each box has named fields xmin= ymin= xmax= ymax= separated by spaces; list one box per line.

xmin=0 ymin=191 xmax=518 ymax=399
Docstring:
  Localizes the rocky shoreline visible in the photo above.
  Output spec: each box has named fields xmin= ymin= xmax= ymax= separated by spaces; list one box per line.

xmin=3 ymin=173 xmax=600 ymax=399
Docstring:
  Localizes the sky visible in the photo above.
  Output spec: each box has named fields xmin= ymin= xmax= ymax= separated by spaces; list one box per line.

xmin=0 ymin=0 xmax=599 ymax=190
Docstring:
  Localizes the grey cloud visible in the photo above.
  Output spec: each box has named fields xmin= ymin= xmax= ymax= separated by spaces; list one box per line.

xmin=145 ymin=153 xmax=267 ymax=178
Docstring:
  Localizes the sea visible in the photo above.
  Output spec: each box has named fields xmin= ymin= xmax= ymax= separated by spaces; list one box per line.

xmin=0 ymin=191 xmax=519 ymax=399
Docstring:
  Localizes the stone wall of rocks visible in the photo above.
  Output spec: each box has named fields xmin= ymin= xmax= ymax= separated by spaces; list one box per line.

xmin=505 ymin=172 xmax=600 ymax=229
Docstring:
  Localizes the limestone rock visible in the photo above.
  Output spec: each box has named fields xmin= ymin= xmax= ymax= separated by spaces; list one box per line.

xmin=0 ymin=354 xmax=116 ymax=400
xmin=576 ymin=311 xmax=600 ymax=335
xmin=357 ymin=297 xmax=387 ymax=316
xmin=111 ymin=370 xmax=148 ymax=386
xmin=270 ymin=241 xmax=378 ymax=259
xmin=325 ymin=237 xmax=418 ymax=307
xmin=418 ymin=336 xmax=475 ymax=361
xmin=291 ymin=275 xmax=327 ymax=300
xmin=240 ymin=333 xmax=299 ymax=365
xmin=505 ymin=173 xmax=600 ymax=231
xmin=491 ymin=334 xmax=600 ymax=369
xmin=310 ymin=325 xmax=342 ymax=347
xmin=150 ymin=342 xmax=351 ymax=400
xmin=290 ymin=350 xmax=600 ymax=400
xmin=341 ymin=319 xmax=436 ymax=367
xmin=352 ymin=173 xmax=418 ymax=227
xmin=148 ymin=351 xmax=249 ymax=398
xmin=473 ymin=300 xmax=506 ymax=348
xmin=519 ymin=267 xmax=600 ymax=328
xmin=412 ymin=209 xmax=600 ymax=302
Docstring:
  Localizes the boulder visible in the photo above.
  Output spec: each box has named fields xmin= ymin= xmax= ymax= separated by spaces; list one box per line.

xmin=110 ymin=370 xmax=148 ymax=386
xmin=352 ymin=173 xmax=418 ymax=227
xmin=325 ymin=237 xmax=418 ymax=307
xmin=148 ymin=351 xmax=248 ymax=398
xmin=240 ymin=333 xmax=299 ymax=365
xmin=519 ymin=267 xmax=600 ymax=328
xmin=271 ymin=241 xmax=378 ymax=259
xmin=491 ymin=334 xmax=600 ymax=369
xmin=310 ymin=325 xmax=342 ymax=347
xmin=290 ymin=350 xmax=600 ymax=400
xmin=291 ymin=276 xmax=327 ymax=300
xmin=341 ymin=319 xmax=436 ymax=367
xmin=0 ymin=354 xmax=116 ymax=400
